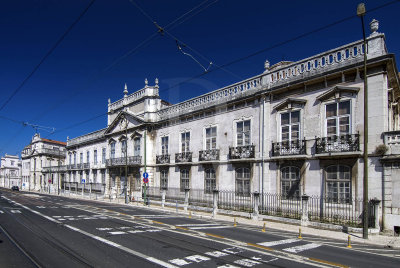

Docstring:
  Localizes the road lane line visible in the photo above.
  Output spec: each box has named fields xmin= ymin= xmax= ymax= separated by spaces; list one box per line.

xmin=258 ymin=239 xmax=299 ymax=247
xmin=0 ymin=210 xmax=3 ymax=214
xmin=308 ymin=257 xmax=349 ymax=268
xmin=190 ymin=226 xmax=231 ymax=230
xmin=283 ymin=243 xmax=321 ymax=253
xmin=176 ymin=223 xmax=220 ymax=227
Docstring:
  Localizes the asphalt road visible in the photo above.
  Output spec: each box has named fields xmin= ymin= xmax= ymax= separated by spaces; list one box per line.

xmin=0 ymin=189 xmax=399 ymax=268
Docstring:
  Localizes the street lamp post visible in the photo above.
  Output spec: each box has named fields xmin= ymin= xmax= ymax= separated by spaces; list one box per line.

xmin=357 ymin=2 xmax=369 ymax=240
xmin=47 ymin=157 xmax=52 ymax=194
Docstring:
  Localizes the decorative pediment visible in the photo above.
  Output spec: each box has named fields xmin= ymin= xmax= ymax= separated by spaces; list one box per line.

xmin=105 ymin=111 xmax=144 ymax=136
xmin=317 ymin=86 xmax=359 ymax=102
xmin=130 ymin=131 xmax=142 ymax=139
xmin=273 ymin=98 xmax=307 ymax=111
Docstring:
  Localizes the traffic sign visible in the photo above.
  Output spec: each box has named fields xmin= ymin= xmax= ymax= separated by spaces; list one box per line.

xmin=81 ymin=179 xmax=86 ymax=184
xmin=48 ymin=179 xmax=52 ymax=183
xmin=143 ymin=172 xmax=149 ymax=179
xmin=143 ymin=177 xmax=149 ymax=184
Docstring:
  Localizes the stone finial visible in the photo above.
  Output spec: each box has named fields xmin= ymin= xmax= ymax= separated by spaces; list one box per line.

xmin=145 ymin=78 xmax=148 ymax=87
xmin=370 ymin=19 xmax=379 ymax=35
xmin=264 ymin=60 xmax=270 ymax=73
xmin=155 ymin=78 xmax=159 ymax=88
xmin=67 ymin=136 xmax=69 ymax=141
xmin=108 ymin=98 xmax=111 ymax=105
xmin=123 ymin=83 xmax=128 ymax=97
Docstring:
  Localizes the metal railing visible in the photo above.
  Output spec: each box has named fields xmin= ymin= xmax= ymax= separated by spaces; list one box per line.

xmin=315 ymin=134 xmax=360 ymax=154
xmin=156 ymin=154 xmax=170 ymax=164
xmin=229 ymin=145 xmax=255 ymax=159
xmin=199 ymin=149 xmax=220 ymax=161
xmin=272 ymin=140 xmax=306 ymax=156
xmin=218 ymin=190 xmax=254 ymax=212
xmin=105 ymin=156 xmax=141 ymax=167
xmin=175 ymin=152 xmax=192 ymax=163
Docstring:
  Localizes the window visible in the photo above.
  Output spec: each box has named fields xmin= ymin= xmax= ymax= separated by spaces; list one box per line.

xmin=73 ymin=153 xmax=76 ymax=164
xmin=86 ymin=151 xmax=90 ymax=163
xmin=121 ymin=139 xmax=127 ymax=156
xmin=205 ymin=127 xmax=217 ymax=150
xmin=237 ymin=120 xmax=251 ymax=146
xmin=134 ymin=138 xmax=140 ymax=156
xmin=235 ymin=167 xmax=250 ymax=196
xmin=110 ymin=142 xmax=115 ymax=159
xmin=94 ymin=150 xmax=97 ymax=164
xmin=134 ymin=172 xmax=141 ymax=191
xmin=80 ymin=153 xmax=83 ymax=164
xmin=161 ymin=137 xmax=169 ymax=155
xmin=160 ymin=169 xmax=168 ymax=189
xmin=281 ymin=111 xmax=300 ymax=142
xmin=181 ymin=132 xmax=190 ymax=153
xmin=102 ymin=148 xmax=106 ymax=163
xmin=180 ymin=169 xmax=190 ymax=191
xmin=101 ymin=170 xmax=105 ymax=184
xmin=11 ymin=161 xmax=14 ymax=166
xmin=69 ymin=154 xmax=72 ymax=165
xmin=205 ymin=168 xmax=216 ymax=194
xmin=326 ymin=100 xmax=351 ymax=136
xmin=326 ymin=165 xmax=351 ymax=203
xmin=93 ymin=170 xmax=97 ymax=182
xmin=281 ymin=166 xmax=300 ymax=199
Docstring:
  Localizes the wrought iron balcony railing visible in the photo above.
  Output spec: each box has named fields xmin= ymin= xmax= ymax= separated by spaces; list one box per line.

xmin=83 ymin=163 xmax=90 ymax=169
xmin=199 ymin=149 xmax=220 ymax=161
xmin=175 ymin=152 xmax=192 ymax=163
xmin=272 ymin=140 xmax=306 ymax=156
xmin=156 ymin=154 xmax=170 ymax=164
xmin=315 ymin=134 xmax=359 ymax=154
xmin=42 ymin=165 xmax=67 ymax=172
xmin=105 ymin=156 xmax=141 ymax=167
xmin=229 ymin=145 xmax=255 ymax=159
xmin=67 ymin=164 xmax=76 ymax=170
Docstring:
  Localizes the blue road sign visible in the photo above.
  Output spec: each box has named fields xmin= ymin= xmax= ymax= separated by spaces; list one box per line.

xmin=81 ymin=179 xmax=86 ymax=184
xmin=143 ymin=177 xmax=149 ymax=184
xmin=143 ymin=172 xmax=149 ymax=179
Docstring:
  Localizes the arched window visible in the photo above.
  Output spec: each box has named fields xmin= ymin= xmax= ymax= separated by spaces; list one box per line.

xmin=204 ymin=168 xmax=216 ymax=194
xmin=281 ymin=166 xmax=300 ymax=199
xmin=326 ymin=165 xmax=351 ymax=203
xmin=160 ymin=169 xmax=168 ymax=189
xmin=236 ymin=167 xmax=250 ymax=196
xmin=180 ymin=169 xmax=190 ymax=192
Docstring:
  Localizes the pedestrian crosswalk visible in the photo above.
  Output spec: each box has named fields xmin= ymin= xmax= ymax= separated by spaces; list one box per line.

xmin=258 ymin=238 xmax=321 ymax=254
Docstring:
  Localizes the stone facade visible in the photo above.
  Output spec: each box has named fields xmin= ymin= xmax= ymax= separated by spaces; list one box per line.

xmin=21 ymin=133 xmax=66 ymax=192
xmin=52 ymin=20 xmax=399 ymax=231
xmin=0 ymin=154 xmax=21 ymax=188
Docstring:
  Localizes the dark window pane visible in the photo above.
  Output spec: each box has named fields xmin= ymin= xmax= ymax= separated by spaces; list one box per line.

xmin=339 ymin=101 xmax=350 ymax=115
xmin=326 ymin=103 xmax=337 ymax=117
xmin=281 ymin=113 xmax=290 ymax=125
xmin=291 ymin=111 xmax=300 ymax=123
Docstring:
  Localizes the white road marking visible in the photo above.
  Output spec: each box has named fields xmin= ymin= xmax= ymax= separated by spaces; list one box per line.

xmin=108 ymin=231 xmax=126 ymax=235
xmin=0 ymin=210 xmax=3 ymax=214
xmin=282 ymin=243 xmax=321 ymax=253
xmin=258 ymin=239 xmax=299 ymax=247
xmin=176 ymin=223 xmax=220 ymax=227
xmin=36 ymin=206 xmax=46 ymax=208
xmin=11 ymin=210 xmax=21 ymax=214
xmin=189 ymin=226 xmax=231 ymax=230
xmin=97 ymin=227 xmax=113 ymax=231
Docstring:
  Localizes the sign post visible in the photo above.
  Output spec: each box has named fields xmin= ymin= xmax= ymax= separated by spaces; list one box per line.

xmin=143 ymin=172 xmax=148 ymax=205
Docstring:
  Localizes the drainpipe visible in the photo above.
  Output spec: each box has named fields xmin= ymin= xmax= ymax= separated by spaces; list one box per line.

xmin=261 ymin=95 xmax=265 ymax=207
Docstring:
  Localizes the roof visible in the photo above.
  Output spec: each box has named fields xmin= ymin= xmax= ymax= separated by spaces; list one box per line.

xmin=40 ymin=138 xmax=66 ymax=146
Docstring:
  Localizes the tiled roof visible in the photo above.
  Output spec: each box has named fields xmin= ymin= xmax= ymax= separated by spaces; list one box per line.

xmin=41 ymin=138 xmax=66 ymax=146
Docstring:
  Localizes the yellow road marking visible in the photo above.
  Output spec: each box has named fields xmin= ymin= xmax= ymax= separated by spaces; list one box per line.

xmin=175 ymin=226 xmax=189 ymax=230
xmin=247 ymin=243 xmax=274 ymax=252
xmin=205 ymin=233 xmax=225 ymax=239
xmin=153 ymin=220 xmax=165 ymax=225
xmin=308 ymin=257 xmax=349 ymax=268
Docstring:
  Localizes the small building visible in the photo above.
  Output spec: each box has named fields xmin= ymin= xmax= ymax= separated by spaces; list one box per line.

xmin=21 ymin=133 xmax=66 ymax=192
xmin=0 ymin=154 xmax=22 ymax=188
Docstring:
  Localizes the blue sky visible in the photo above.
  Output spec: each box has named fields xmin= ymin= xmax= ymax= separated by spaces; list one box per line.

xmin=0 ymin=0 xmax=399 ymax=156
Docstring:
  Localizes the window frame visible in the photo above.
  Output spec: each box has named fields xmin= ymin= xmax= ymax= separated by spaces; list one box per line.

xmin=279 ymin=110 xmax=301 ymax=142
xmin=161 ymin=136 xmax=169 ymax=155
xmin=180 ymin=131 xmax=191 ymax=153
xmin=133 ymin=138 xmax=141 ymax=156
xmin=280 ymin=166 xmax=300 ymax=199
xmin=236 ymin=120 xmax=251 ymax=146
xmin=160 ymin=169 xmax=168 ymax=189
xmin=325 ymin=165 xmax=351 ymax=203
xmin=324 ymin=100 xmax=352 ymax=137
xmin=235 ymin=167 xmax=250 ymax=196
xmin=205 ymin=126 xmax=217 ymax=150
xmin=180 ymin=169 xmax=190 ymax=192
xmin=204 ymin=168 xmax=216 ymax=194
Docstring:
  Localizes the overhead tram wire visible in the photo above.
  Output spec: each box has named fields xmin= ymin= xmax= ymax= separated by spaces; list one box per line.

xmin=0 ymin=0 xmax=217 ymax=141
xmin=129 ymin=0 xmax=242 ymax=79
xmin=0 ymin=0 xmax=96 ymax=113
xmin=157 ymin=0 xmax=400 ymax=96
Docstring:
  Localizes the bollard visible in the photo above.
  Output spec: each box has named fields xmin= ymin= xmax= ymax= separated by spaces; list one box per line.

xmin=234 ymin=217 xmax=237 ymax=227
xmin=347 ymin=235 xmax=352 ymax=248
xmin=262 ymin=222 xmax=266 ymax=232
xmin=189 ymin=211 xmax=192 ymax=218
xmin=298 ymin=227 xmax=302 ymax=239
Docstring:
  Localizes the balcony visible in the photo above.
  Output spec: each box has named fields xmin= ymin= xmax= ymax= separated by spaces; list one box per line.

xmin=67 ymin=164 xmax=77 ymax=170
xmin=83 ymin=163 xmax=90 ymax=169
xmin=199 ymin=149 xmax=220 ymax=161
xmin=106 ymin=156 xmax=141 ymax=167
xmin=175 ymin=152 xmax=192 ymax=163
xmin=272 ymin=140 xmax=306 ymax=157
xmin=384 ymin=131 xmax=400 ymax=155
xmin=41 ymin=148 xmax=66 ymax=157
xmin=229 ymin=145 xmax=255 ymax=160
xmin=156 ymin=154 xmax=170 ymax=164
xmin=315 ymin=134 xmax=359 ymax=154
xmin=42 ymin=165 xmax=67 ymax=172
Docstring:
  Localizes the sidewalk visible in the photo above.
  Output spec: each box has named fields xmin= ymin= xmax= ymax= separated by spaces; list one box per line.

xmin=21 ymin=190 xmax=400 ymax=250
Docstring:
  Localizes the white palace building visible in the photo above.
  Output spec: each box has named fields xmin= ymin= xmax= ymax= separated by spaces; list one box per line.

xmin=39 ymin=19 xmax=400 ymax=232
